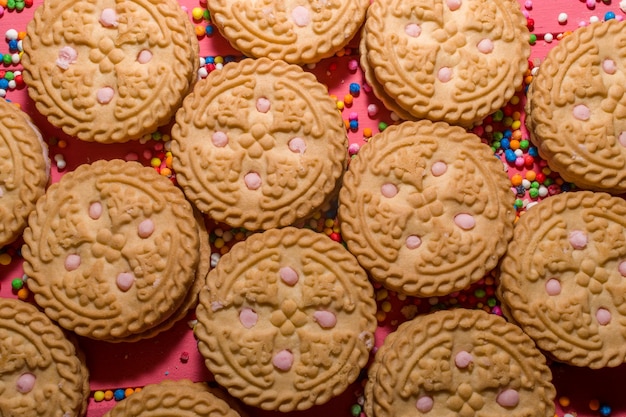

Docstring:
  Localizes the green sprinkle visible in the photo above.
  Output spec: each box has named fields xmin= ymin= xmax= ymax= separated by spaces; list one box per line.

xmin=529 ymin=34 xmax=537 ymax=45
xmin=11 ymin=278 xmax=23 ymax=291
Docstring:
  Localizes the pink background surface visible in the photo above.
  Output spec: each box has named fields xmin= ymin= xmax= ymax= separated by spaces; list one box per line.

xmin=2 ymin=1 xmax=626 ymax=416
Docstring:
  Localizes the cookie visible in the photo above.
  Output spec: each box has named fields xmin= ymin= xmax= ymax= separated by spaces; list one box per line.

xmin=22 ymin=0 xmax=198 ymax=143
xmin=206 ymin=0 xmax=369 ymax=64
xmin=194 ymin=227 xmax=377 ymax=412
xmin=0 ymin=98 xmax=49 ymax=247
xmin=102 ymin=379 xmax=243 ymax=417
xmin=172 ymin=57 xmax=348 ymax=231
xmin=526 ymin=19 xmax=626 ymax=193
xmin=365 ymin=308 xmax=556 ymax=417
xmin=364 ymin=0 xmax=529 ymax=126
xmin=498 ymin=190 xmax=626 ymax=368
xmin=339 ymin=120 xmax=515 ymax=297
xmin=22 ymin=159 xmax=199 ymax=341
xmin=0 ymin=298 xmax=90 ymax=417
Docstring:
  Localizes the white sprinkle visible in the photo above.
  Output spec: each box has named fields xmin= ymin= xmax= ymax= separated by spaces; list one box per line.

xmin=558 ymin=13 xmax=568 ymax=23
xmin=544 ymin=33 xmax=554 ymax=43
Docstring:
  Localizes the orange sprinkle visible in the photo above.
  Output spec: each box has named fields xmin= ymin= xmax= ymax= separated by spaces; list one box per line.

xmin=558 ymin=396 xmax=571 ymax=407
xmin=219 ymin=246 xmax=229 ymax=255
xmin=124 ymin=388 xmax=135 ymax=397
xmin=511 ymin=130 xmax=523 ymax=141
xmin=589 ymin=399 xmax=600 ymax=411
xmin=363 ymin=127 xmax=373 ymax=138
xmin=525 ymin=170 xmax=537 ymax=181
xmin=510 ymin=173 xmax=523 ymax=187
xmin=57 ymin=140 xmax=67 ymax=149
xmin=18 ymin=31 xmax=27 ymax=40
xmin=194 ymin=25 xmax=205 ymax=37
xmin=343 ymin=94 xmax=353 ymax=105
xmin=104 ymin=390 xmax=114 ymax=401
xmin=509 ymin=139 xmax=520 ymax=150
xmin=17 ymin=288 xmax=29 ymax=300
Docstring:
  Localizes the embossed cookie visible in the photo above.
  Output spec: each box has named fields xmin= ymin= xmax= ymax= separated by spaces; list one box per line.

xmin=206 ymin=0 xmax=369 ymax=64
xmin=526 ymin=20 xmax=626 ymax=193
xmin=365 ymin=308 xmax=556 ymax=417
xmin=0 ymin=298 xmax=90 ymax=417
xmin=339 ymin=120 xmax=515 ymax=297
xmin=194 ymin=227 xmax=377 ymax=412
xmin=498 ymin=191 xmax=626 ymax=368
xmin=0 ymin=98 xmax=48 ymax=247
xmin=364 ymin=0 xmax=529 ymax=126
xmin=22 ymin=159 xmax=199 ymax=341
xmin=172 ymin=58 xmax=348 ymax=230
xmin=103 ymin=379 xmax=243 ymax=417
xmin=22 ymin=0 xmax=198 ymax=143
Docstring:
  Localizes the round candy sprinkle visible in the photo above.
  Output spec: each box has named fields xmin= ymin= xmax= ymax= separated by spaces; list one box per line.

xmin=558 ymin=12 xmax=568 ymax=23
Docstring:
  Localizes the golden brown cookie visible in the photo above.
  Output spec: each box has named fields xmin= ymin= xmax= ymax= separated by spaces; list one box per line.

xmin=22 ymin=0 xmax=198 ymax=143
xmin=364 ymin=0 xmax=529 ymax=126
xmin=0 ymin=298 xmax=90 ymax=417
xmin=172 ymin=57 xmax=348 ymax=231
xmin=102 ymin=379 xmax=242 ymax=417
xmin=498 ymin=191 xmax=626 ymax=368
xmin=22 ymin=159 xmax=199 ymax=341
xmin=206 ymin=0 xmax=369 ymax=64
xmin=0 ymin=98 xmax=48 ymax=247
xmin=194 ymin=227 xmax=377 ymax=412
xmin=365 ymin=308 xmax=556 ymax=417
xmin=339 ymin=120 xmax=514 ymax=297
xmin=526 ymin=19 xmax=626 ymax=193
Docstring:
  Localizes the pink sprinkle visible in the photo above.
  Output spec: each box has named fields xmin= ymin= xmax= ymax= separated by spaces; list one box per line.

xmin=256 ymin=97 xmax=271 ymax=113
xmin=212 ymin=131 xmax=228 ymax=147
xmin=573 ymin=104 xmax=591 ymax=121
xmin=619 ymin=132 xmax=626 ymax=147
xmin=348 ymin=112 xmax=358 ymax=121
xmin=545 ymin=278 xmax=561 ymax=296
xmin=272 ymin=350 xmax=294 ymax=371
xmin=586 ymin=0 xmax=595 ymax=9
xmin=416 ymin=396 xmax=434 ymax=412
xmin=348 ymin=143 xmax=360 ymax=155
xmin=97 ymin=87 xmax=115 ymax=104
xmin=313 ymin=310 xmax=337 ymax=328
xmin=454 ymin=350 xmax=473 ymax=368
xmin=116 ymin=272 xmax=135 ymax=292
xmin=64 ymin=254 xmax=81 ymax=271
xmin=56 ymin=46 xmax=78 ymax=70
xmin=348 ymin=59 xmax=359 ymax=72
xmin=89 ymin=202 xmax=103 ymax=220
xmin=496 ymin=389 xmax=519 ymax=408
xmin=179 ymin=352 xmax=190 ymax=363
xmin=291 ymin=5 xmax=311 ymax=27
xmin=244 ymin=172 xmax=262 ymax=190
xmin=477 ymin=38 xmax=494 ymax=54
xmin=279 ymin=266 xmax=299 ymax=286
xmin=138 ymin=219 xmax=155 ymax=238
xmin=596 ymin=308 xmax=612 ymax=325
xmin=438 ymin=67 xmax=452 ymax=83
xmin=524 ymin=0 xmax=532 ymax=9
xmin=405 ymin=235 xmax=422 ymax=249
xmin=405 ymin=23 xmax=421 ymax=37
xmin=431 ymin=161 xmax=447 ymax=176
xmin=569 ymin=230 xmax=587 ymax=249
xmin=239 ymin=307 xmax=258 ymax=329
xmin=446 ymin=0 xmax=462 ymax=11
xmin=99 ymin=8 xmax=118 ymax=27
xmin=618 ymin=260 xmax=626 ymax=276
xmin=381 ymin=183 xmax=398 ymax=198
xmin=367 ymin=104 xmax=379 ymax=117
xmin=454 ymin=213 xmax=475 ymax=230
xmin=16 ymin=373 xmax=36 ymax=394
xmin=288 ymin=137 xmax=306 ymax=154
xmin=137 ymin=49 xmax=153 ymax=64
xmin=603 ymin=59 xmax=618 ymax=74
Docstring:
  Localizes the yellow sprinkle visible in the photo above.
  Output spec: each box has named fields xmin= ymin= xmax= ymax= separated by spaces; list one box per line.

xmin=376 ymin=288 xmax=388 ymax=301
xmin=191 ymin=7 xmax=204 ymax=20
xmin=381 ymin=301 xmax=392 ymax=313
xmin=324 ymin=218 xmax=334 ymax=228
xmin=510 ymin=95 xmax=520 ymax=105
xmin=214 ymin=238 xmax=225 ymax=249
xmin=511 ymin=120 xmax=521 ymax=130
xmin=94 ymin=391 xmax=105 ymax=402
xmin=214 ymin=56 xmax=224 ymax=64
xmin=336 ymin=101 xmax=345 ymax=110
xmin=150 ymin=158 xmax=161 ymax=167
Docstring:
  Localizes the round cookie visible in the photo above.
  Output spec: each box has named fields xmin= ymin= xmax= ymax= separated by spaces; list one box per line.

xmin=526 ymin=19 xmax=626 ymax=193
xmin=22 ymin=0 xmax=198 ymax=143
xmin=339 ymin=120 xmax=515 ymax=297
xmin=22 ymin=159 xmax=199 ymax=341
xmin=0 ymin=298 xmax=90 ymax=417
xmin=206 ymin=0 xmax=369 ymax=64
xmin=364 ymin=0 xmax=529 ymax=126
xmin=364 ymin=308 xmax=556 ymax=417
xmin=171 ymin=57 xmax=348 ymax=231
xmin=0 ymin=98 xmax=48 ymax=247
xmin=498 ymin=191 xmax=626 ymax=368
xmin=102 ymin=379 xmax=243 ymax=417
xmin=194 ymin=227 xmax=377 ymax=412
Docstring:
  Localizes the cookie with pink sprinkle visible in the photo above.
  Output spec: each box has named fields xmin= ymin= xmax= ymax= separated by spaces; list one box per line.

xmin=526 ymin=19 xmax=626 ymax=193
xmin=22 ymin=0 xmax=198 ymax=143
xmin=364 ymin=308 xmax=556 ymax=417
xmin=194 ymin=227 xmax=377 ymax=412
xmin=22 ymin=159 xmax=199 ymax=341
xmin=498 ymin=190 xmax=626 ymax=368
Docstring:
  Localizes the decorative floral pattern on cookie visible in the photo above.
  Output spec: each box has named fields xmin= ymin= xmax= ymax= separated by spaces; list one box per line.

xmin=206 ymin=0 xmax=369 ymax=64
xmin=0 ymin=98 xmax=48 ymax=247
xmin=22 ymin=0 xmax=198 ymax=143
xmin=172 ymin=57 xmax=348 ymax=231
xmin=526 ymin=20 xmax=626 ymax=193
xmin=498 ymin=191 xmax=626 ymax=368
xmin=194 ymin=227 xmax=377 ymax=412
xmin=365 ymin=309 xmax=556 ymax=417
xmin=22 ymin=159 xmax=199 ymax=340
xmin=0 ymin=298 xmax=90 ymax=417
xmin=103 ymin=379 xmax=243 ymax=417
xmin=339 ymin=120 xmax=514 ymax=297
xmin=364 ymin=0 xmax=529 ymax=126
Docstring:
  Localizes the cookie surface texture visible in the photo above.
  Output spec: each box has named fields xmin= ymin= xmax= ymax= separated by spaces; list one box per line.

xmin=526 ymin=20 xmax=626 ymax=193
xmin=194 ymin=227 xmax=377 ymax=412
xmin=22 ymin=159 xmax=199 ymax=340
xmin=364 ymin=0 xmax=529 ymax=126
xmin=22 ymin=0 xmax=198 ymax=143
xmin=206 ymin=0 xmax=369 ymax=64
xmin=498 ymin=191 xmax=626 ymax=368
xmin=102 ymin=379 xmax=242 ymax=417
xmin=172 ymin=57 xmax=348 ymax=230
xmin=0 ymin=298 xmax=90 ymax=417
xmin=339 ymin=120 xmax=514 ymax=297
xmin=365 ymin=308 xmax=556 ymax=417
xmin=0 ymin=98 xmax=48 ymax=247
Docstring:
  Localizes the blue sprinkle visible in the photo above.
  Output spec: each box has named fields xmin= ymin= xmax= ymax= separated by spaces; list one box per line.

xmin=205 ymin=25 xmax=214 ymax=36
xmin=605 ymin=11 xmax=616 ymax=20
xmin=0 ymin=79 xmax=9 ymax=90
xmin=599 ymin=404 xmax=612 ymax=416
xmin=500 ymin=138 xmax=511 ymax=150
xmin=8 ymin=40 xmax=18 ymax=51
xmin=528 ymin=147 xmax=539 ymax=157
xmin=349 ymin=82 xmax=360 ymax=95
xmin=504 ymin=149 xmax=517 ymax=163
xmin=205 ymin=56 xmax=215 ymax=64
xmin=113 ymin=389 xmax=125 ymax=401
xmin=349 ymin=120 xmax=358 ymax=130
xmin=515 ymin=185 xmax=526 ymax=196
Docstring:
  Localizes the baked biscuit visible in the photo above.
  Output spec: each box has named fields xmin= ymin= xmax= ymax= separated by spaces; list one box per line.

xmin=194 ymin=227 xmax=377 ymax=412
xmin=0 ymin=298 xmax=90 ymax=417
xmin=364 ymin=0 xmax=529 ymax=126
xmin=365 ymin=308 xmax=556 ymax=417
xmin=22 ymin=159 xmax=199 ymax=341
xmin=339 ymin=120 xmax=514 ymax=297
xmin=22 ymin=0 xmax=198 ymax=143
xmin=498 ymin=191 xmax=626 ymax=368
xmin=0 ymin=98 xmax=48 ymax=247
xmin=172 ymin=57 xmax=347 ymax=231
xmin=526 ymin=19 xmax=626 ymax=193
